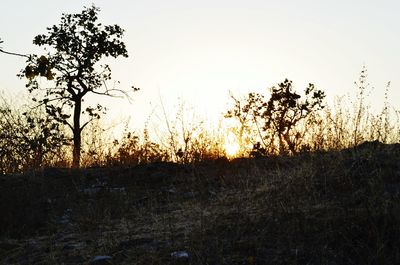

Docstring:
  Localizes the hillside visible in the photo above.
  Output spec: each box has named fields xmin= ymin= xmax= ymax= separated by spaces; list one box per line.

xmin=1 ymin=141 xmax=400 ymax=265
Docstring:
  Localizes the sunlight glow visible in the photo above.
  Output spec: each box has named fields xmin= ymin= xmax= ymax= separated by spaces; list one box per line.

xmin=224 ymin=132 xmax=241 ymax=158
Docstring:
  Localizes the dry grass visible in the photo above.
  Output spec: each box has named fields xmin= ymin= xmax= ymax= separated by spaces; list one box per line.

xmin=1 ymin=68 xmax=399 ymax=172
xmin=1 ymin=69 xmax=399 ymax=264
xmin=1 ymin=142 xmax=400 ymax=264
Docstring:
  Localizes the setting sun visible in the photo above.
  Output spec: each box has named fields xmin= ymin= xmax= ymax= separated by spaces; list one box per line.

xmin=224 ymin=132 xmax=241 ymax=158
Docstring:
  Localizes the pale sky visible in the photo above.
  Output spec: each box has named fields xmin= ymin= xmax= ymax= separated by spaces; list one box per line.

xmin=1 ymin=0 xmax=399 ymax=130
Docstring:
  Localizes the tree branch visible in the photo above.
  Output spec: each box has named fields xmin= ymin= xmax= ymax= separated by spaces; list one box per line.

xmin=31 ymin=95 xmax=72 ymax=109
xmin=89 ymin=80 xmax=135 ymax=103
xmin=65 ymin=120 xmax=73 ymax=131
xmin=80 ymin=118 xmax=94 ymax=132
xmin=0 ymin=48 xmax=30 ymax=58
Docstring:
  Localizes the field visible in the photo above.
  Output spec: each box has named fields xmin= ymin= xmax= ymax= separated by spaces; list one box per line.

xmin=1 ymin=3 xmax=400 ymax=265
xmin=1 ymin=141 xmax=399 ymax=265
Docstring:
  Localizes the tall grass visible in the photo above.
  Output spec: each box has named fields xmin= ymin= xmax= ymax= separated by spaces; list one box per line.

xmin=0 ymin=68 xmax=399 ymax=173
xmin=225 ymin=68 xmax=399 ymax=155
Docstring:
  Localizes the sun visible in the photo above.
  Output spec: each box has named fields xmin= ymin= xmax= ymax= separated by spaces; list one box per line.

xmin=224 ymin=132 xmax=241 ymax=158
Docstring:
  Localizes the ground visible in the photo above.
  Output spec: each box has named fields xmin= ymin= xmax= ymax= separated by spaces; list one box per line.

xmin=1 ymin=142 xmax=400 ymax=264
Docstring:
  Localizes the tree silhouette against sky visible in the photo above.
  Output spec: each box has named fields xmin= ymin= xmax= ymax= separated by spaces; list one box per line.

xmin=20 ymin=5 xmax=137 ymax=168
xmin=0 ymin=38 xmax=29 ymax=58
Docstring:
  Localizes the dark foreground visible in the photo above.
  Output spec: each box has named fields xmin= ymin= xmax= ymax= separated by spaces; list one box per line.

xmin=1 ymin=141 xmax=400 ymax=265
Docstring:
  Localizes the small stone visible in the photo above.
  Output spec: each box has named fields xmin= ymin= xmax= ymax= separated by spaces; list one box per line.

xmin=171 ymin=251 xmax=189 ymax=259
xmin=62 ymin=242 xmax=85 ymax=251
xmin=168 ymin=188 xmax=177 ymax=194
xmin=91 ymin=255 xmax=112 ymax=265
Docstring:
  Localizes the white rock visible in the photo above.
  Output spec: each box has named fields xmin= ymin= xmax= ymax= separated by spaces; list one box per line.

xmin=171 ymin=251 xmax=189 ymax=259
xmin=92 ymin=255 xmax=112 ymax=261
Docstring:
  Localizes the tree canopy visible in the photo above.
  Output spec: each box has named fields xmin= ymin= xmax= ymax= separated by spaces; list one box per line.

xmin=21 ymin=5 xmax=137 ymax=167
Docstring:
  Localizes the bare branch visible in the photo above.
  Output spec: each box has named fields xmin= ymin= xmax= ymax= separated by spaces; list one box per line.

xmin=80 ymin=118 xmax=94 ymax=132
xmin=65 ymin=120 xmax=73 ymax=131
xmin=0 ymin=48 xmax=30 ymax=59
xmin=88 ymin=80 xmax=135 ymax=102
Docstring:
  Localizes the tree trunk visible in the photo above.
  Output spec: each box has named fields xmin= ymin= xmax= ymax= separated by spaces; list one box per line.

xmin=72 ymin=98 xmax=82 ymax=168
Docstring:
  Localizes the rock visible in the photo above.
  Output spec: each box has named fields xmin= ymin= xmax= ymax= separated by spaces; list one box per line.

xmin=62 ymin=242 xmax=85 ymax=251
xmin=91 ymin=255 xmax=113 ymax=265
xmin=171 ymin=250 xmax=189 ymax=259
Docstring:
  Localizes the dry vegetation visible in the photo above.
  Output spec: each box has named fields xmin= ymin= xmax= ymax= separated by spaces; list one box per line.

xmin=1 ymin=69 xmax=400 ymax=264
xmin=2 ymin=69 xmax=399 ymax=173
xmin=1 ymin=143 xmax=399 ymax=265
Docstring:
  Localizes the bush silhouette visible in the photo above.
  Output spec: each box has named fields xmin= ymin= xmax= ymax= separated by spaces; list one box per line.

xmin=0 ymin=99 xmax=67 ymax=173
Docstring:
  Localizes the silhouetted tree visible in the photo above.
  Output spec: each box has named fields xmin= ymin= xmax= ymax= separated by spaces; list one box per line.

xmin=20 ymin=5 xmax=137 ymax=168
xmin=263 ymin=79 xmax=325 ymax=153
xmin=227 ymin=79 xmax=325 ymax=155
xmin=0 ymin=38 xmax=29 ymax=58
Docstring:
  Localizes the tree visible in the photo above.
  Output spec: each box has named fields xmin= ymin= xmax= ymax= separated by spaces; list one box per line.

xmin=226 ymin=79 xmax=325 ymax=155
xmin=20 ymin=5 xmax=138 ymax=168
xmin=261 ymin=79 xmax=325 ymax=154
xmin=0 ymin=38 xmax=30 ymax=58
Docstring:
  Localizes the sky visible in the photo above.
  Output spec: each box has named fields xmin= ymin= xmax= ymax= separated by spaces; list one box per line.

xmin=1 ymin=0 xmax=399 ymax=132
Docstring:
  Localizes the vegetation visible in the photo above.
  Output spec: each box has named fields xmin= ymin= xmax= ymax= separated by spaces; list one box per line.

xmin=19 ymin=5 xmax=137 ymax=168
xmin=0 ymin=39 xmax=29 ymax=58
xmin=1 ymin=142 xmax=399 ymax=265
xmin=225 ymin=79 xmax=325 ymax=155
xmin=1 ymin=65 xmax=399 ymax=264
xmin=0 ymin=98 xmax=68 ymax=173
xmin=1 ymin=5 xmax=400 ymax=265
